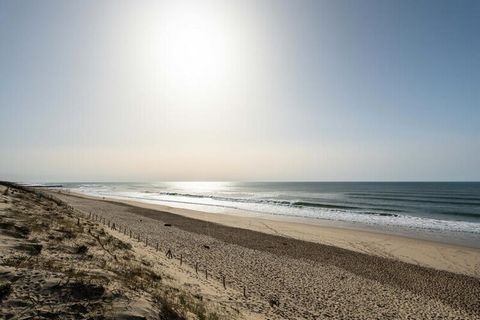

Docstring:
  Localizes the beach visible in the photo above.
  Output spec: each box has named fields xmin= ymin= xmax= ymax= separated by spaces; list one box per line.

xmin=71 ymin=191 xmax=480 ymax=277
xmin=0 ymin=184 xmax=257 ymax=319
xmin=3 ymin=1 xmax=479 ymax=319
xmin=47 ymin=189 xmax=480 ymax=319
xmin=62 ymin=181 xmax=480 ymax=249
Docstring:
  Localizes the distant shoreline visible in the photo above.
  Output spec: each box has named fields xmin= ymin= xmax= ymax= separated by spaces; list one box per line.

xmin=60 ymin=186 xmax=480 ymax=247
xmin=56 ymin=189 xmax=480 ymax=278
xmin=54 ymin=181 xmax=480 ymax=249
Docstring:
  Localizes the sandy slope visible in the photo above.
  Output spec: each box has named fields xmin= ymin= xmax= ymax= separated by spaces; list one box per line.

xmin=0 ymin=184 xmax=252 ymax=320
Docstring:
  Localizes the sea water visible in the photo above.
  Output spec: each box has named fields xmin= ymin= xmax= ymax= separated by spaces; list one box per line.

xmin=58 ymin=181 xmax=480 ymax=247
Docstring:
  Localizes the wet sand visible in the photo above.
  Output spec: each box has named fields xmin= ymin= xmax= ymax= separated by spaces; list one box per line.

xmin=51 ymin=191 xmax=480 ymax=319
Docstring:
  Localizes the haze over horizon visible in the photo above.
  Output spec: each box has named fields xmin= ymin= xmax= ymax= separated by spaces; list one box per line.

xmin=1 ymin=0 xmax=479 ymax=182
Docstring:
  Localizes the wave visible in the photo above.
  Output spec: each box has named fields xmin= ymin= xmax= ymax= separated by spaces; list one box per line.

xmin=347 ymin=192 xmax=480 ymax=201
xmin=72 ymin=187 xmax=480 ymax=220
xmin=153 ymin=191 xmax=393 ymax=211
xmin=104 ymin=191 xmax=402 ymax=219
xmin=360 ymin=212 xmax=399 ymax=217
xmin=79 ymin=189 xmax=480 ymax=222
xmin=348 ymin=195 xmax=480 ymax=206
xmin=69 ymin=186 xmax=480 ymax=236
xmin=422 ymin=210 xmax=480 ymax=220
xmin=290 ymin=201 xmax=357 ymax=210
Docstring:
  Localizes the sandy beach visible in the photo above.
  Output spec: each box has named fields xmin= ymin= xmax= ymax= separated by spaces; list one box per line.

xmin=3 ymin=1 xmax=479 ymax=318
xmin=44 ymin=189 xmax=480 ymax=319
xmin=2 ymin=183 xmax=480 ymax=319
xmin=1 ymin=184 xmax=256 ymax=319
xmin=72 ymin=192 xmax=480 ymax=278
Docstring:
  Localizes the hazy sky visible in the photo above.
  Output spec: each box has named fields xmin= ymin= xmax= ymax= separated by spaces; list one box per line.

xmin=1 ymin=0 xmax=479 ymax=182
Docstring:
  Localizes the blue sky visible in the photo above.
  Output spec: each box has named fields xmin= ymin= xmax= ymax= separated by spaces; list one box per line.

xmin=0 ymin=0 xmax=479 ymax=181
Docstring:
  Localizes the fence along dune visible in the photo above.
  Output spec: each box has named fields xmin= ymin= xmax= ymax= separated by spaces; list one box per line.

xmin=47 ymin=189 xmax=480 ymax=319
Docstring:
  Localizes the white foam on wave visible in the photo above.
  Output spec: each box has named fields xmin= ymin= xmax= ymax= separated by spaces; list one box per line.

xmin=68 ymin=185 xmax=480 ymax=236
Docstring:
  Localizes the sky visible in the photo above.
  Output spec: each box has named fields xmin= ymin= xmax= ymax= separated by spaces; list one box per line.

xmin=0 ymin=0 xmax=479 ymax=182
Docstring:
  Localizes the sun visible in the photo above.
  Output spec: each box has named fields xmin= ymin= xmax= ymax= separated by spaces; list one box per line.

xmin=152 ymin=1 xmax=236 ymax=95
xmin=125 ymin=0 xmax=256 ymax=114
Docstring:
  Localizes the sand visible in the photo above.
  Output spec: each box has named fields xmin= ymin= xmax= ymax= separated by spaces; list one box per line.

xmin=66 ymin=191 xmax=480 ymax=278
xmin=0 ymin=184 xmax=252 ymax=319
xmin=48 ymin=190 xmax=480 ymax=319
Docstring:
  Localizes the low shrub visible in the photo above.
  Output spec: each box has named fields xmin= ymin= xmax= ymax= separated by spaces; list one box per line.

xmin=0 ymin=281 xmax=12 ymax=301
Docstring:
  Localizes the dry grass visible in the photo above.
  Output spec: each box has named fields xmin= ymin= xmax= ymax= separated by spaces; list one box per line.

xmin=0 ymin=182 xmax=227 ymax=319
xmin=155 ymin=289 xmax=221 ymax=320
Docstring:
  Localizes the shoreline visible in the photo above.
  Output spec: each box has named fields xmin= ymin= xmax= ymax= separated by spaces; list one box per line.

xmin=1 ymin=184 xmax=244 ymax=319
xmin=59 ymin=189 xmax=480 ymax=248
xmin=61 ymin=190 xmax=480 ymax=278
xmin=47 ymin=189 xmax=480 ymax=319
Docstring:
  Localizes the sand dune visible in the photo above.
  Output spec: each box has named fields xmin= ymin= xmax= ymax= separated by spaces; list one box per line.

xmin=0 ymin=184 xmax=249 ymax=319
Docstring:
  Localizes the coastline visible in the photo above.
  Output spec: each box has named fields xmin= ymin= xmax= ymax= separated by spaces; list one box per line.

xmin=46 ymin=189 xmax=480 ymax=319
xmin=63 ymin=190 xmax=480 ymax=278
xmin=3 ymin=183 xmax=480 ymax=318
xmin=1 ymin=184 xmax=247 ymax=319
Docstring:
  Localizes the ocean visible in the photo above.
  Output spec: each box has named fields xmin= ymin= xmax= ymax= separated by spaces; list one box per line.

xmin=59 ymin=181 xmax=480 ymax=247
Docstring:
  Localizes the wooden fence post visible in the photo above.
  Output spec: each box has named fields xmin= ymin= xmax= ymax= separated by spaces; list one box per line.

xmin=222 ymin=275 xmax=226 ymax=289
xmin=180 ymin=254 xmax=183 ymax=266
xmin=205 ymin=269 xmax=208 ymax=280
xmin=195 ymin=262 xmax=198 ymax=274
xmin=156 ymin=242 xmax=159 ymax=252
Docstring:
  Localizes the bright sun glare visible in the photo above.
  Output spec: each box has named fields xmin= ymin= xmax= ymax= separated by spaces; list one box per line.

xmin=128 ymin=0 xmax=259 ymax=121
xmin=153 ymin=2 xmax=236 ymax=94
